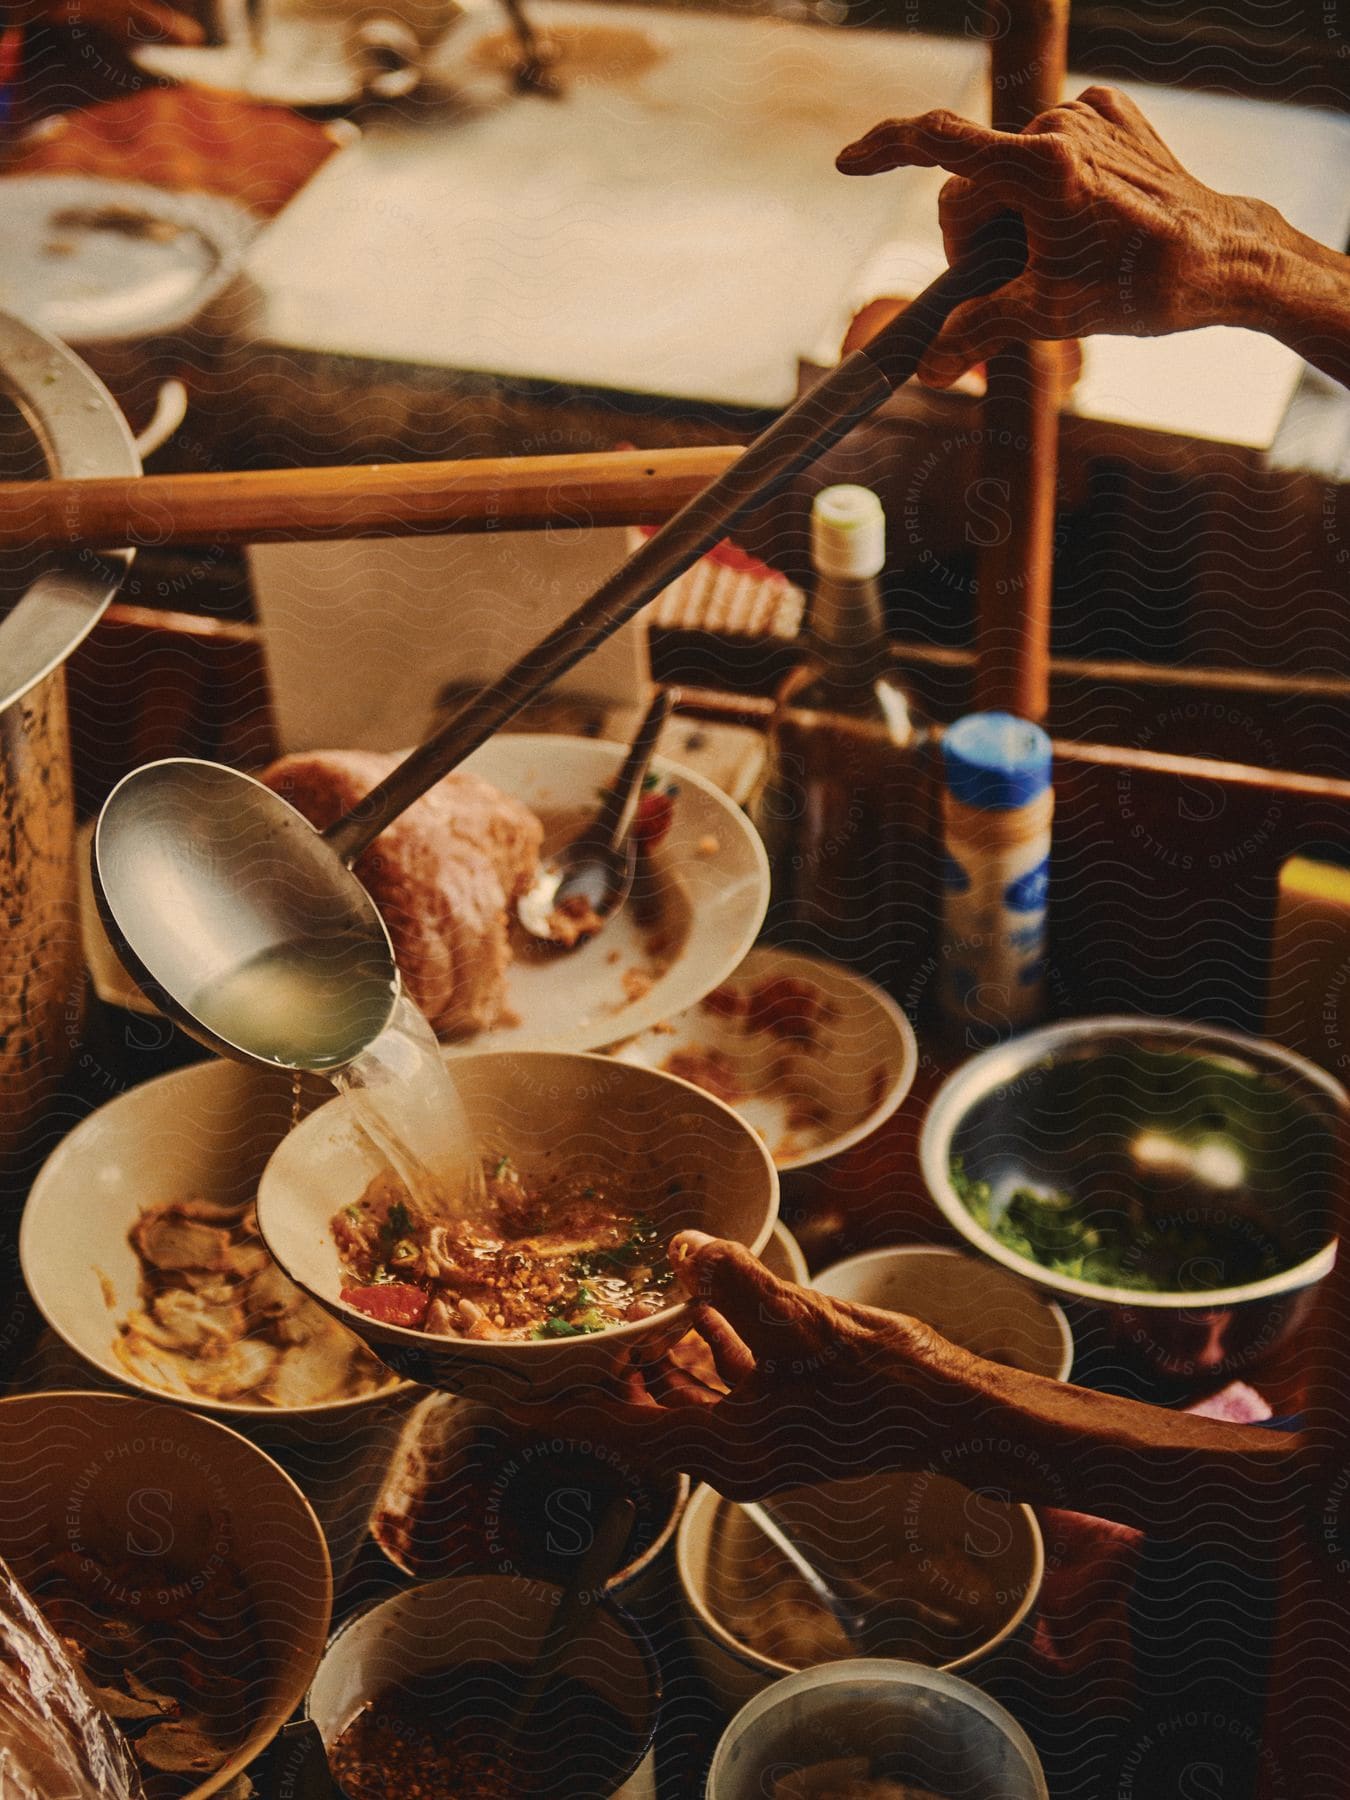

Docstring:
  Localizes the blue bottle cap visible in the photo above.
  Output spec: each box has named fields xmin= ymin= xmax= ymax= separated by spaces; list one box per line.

xmin=941 ymin=712 xmax=1053 ymax=811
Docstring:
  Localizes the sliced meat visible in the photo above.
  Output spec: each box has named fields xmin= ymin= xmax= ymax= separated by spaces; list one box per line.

xmin=262 ymin=1334 xmax=360 ymax=1407
xmin=244 ymin=1260 xmax=303 ymax=1320
xmin=144 ymin=1289 xmax=243 ymax=1354
xmin=261 ymin=751 xmax=542 ymax=1036
xmin=135 ymin=1721 xmax=230 ymax=1775
xmin=177 ymin=1336 xmax=277 ymax=1401
xmin=131 ymin=1210 xmax=234 ymax=1274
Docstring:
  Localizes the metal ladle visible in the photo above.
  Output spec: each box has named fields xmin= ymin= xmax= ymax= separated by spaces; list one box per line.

xmin=92 ymin=216 xmax=1028 ymax=1073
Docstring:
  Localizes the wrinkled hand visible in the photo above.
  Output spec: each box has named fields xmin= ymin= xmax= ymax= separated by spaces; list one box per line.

xmin=525 ymin=1231 xmax=989 ymax=1502
xmin=837 ymin=85 xmax=1277 ymax=388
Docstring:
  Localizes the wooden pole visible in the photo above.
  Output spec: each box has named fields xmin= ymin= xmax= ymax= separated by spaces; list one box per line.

xmin=0 ymin=446 xmax=744 ymax=555
xmin=974 ymin=0 xmax=1068 ymax=722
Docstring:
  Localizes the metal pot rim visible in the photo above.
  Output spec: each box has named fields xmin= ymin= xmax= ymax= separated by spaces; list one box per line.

xmin=0 ymin=308 xmax=139 ymax=713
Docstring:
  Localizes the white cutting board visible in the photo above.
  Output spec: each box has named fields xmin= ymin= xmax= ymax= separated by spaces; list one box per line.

xmin=244 ymin=8 xmax=984 ymax=410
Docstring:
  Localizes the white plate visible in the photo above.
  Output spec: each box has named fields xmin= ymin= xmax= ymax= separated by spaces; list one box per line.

xmin=0 ymin=175 xmax=255 ymax=342
xmin=611 ymin=946 xmax=916 ymax=1169
xmin=451 ymin=734 xmax=768 ymax=1053
xmin=79 ymin=734 xmax=769 ymax=1049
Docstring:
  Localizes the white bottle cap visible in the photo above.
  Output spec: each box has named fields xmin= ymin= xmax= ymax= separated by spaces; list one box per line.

xmin=810 ymin=484 xmax=886 ymax=581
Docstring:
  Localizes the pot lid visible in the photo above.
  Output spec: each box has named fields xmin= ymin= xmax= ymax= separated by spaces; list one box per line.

xmin=0 ymin=175 xmax=256 ymax=344
xmin=0 ymin=309 xmax=139 ymax=712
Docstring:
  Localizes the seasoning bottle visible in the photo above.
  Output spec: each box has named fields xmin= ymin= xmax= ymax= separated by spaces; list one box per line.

xmin=752 ymin=485 xmax=924 ymax=979
xmin=938 ymin=711 xmax=1053 ymax=1044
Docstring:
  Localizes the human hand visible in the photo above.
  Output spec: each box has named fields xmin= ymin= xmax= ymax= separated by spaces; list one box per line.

xmin=523 ymin=1231 xmax=989 ymax=1503
xmin=837 ymin=85 xmax=1280 ymax=388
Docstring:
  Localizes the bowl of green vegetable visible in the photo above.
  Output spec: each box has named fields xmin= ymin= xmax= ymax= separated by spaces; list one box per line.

xmin=919 ymin=1016 xmax=1344 ymax=1390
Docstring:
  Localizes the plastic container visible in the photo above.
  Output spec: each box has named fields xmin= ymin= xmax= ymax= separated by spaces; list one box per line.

xmin=939 ymin=711 xmax=1054 ymax=1042
xmin=706 ymin=1659 xmax=1048 ymax=1800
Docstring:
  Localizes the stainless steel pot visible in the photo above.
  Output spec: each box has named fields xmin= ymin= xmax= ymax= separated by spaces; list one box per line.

xmin=920 ymin=1015 xmax=1344 ymax=1393
xmin=0 ymin=310 xmax=139 ymax=1172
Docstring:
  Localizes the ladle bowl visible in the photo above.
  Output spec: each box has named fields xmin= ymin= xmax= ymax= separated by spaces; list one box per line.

xmin=93 ymin=758 xmax=400 ymax=1070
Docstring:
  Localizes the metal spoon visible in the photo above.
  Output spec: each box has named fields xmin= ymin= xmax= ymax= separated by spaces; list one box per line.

xmin=516 ymin=689 xmax=670 ymax=946
xmin=741 ymin=1499 xmax=961 ymax=1657
xmin=500 ymin=1496 xmax=636 ymax=1779
xmin=92 ymin=217 xmax=1028 ymax=1073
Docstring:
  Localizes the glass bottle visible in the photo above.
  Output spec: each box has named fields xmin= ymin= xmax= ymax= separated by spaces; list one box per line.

xmin=752 ymin=485 xmax=926 ymax=981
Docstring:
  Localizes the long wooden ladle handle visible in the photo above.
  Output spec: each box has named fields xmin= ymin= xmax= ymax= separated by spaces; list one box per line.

xmin=0 ymin=446 xmax=745 ymax=554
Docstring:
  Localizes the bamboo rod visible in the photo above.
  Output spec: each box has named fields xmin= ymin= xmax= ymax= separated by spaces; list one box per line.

xmin=974 ymin=0 xmax=1069 ymax=723
xmin=0 ymin=446 xmax=745 ymax=554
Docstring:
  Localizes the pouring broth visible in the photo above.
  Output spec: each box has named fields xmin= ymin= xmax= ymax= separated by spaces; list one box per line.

xmin=197 ymin=941 xmax=485 ymax=1217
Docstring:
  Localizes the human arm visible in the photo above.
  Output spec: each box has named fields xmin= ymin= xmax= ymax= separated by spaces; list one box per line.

xmin=836 ymin=84 xmax=1350 ymax=392
xmin=549 ymin=1233 xmax=1320 ymax=1555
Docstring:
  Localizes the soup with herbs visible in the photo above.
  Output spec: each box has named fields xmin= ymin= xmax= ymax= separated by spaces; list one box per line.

xmin=333 ymin=1156 xmax=677 ymax=1339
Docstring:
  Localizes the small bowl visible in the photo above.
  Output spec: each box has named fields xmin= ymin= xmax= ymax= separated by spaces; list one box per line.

xmin=0 ymin=1390 xmax=331 ymax=1799
xmin=815 ymin=1246 xmax=1073 ymax=1381
xmin=257 ymin=1050 xmax=779 ymax=1400
xmin=610 ymin=946 xmax=917 ymax=1170
xmin=706 ymin=1661 xmax=1048 ymax=1800
xmin=676 ymin=1475 xmax=1043 ymax=1713
xmin=762 ymin=1220 xmax=810 ymax=1285
xmin=306 ymin=1573 xmax=660 ymax=1800
xmin=920 ymin=1016 xmax=1344 ymax=1388
xmin=370 ymin=1390 xmax=689 ymax=1608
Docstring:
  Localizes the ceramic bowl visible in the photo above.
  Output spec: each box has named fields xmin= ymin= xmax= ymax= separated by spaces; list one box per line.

xmin=676 ymin=1473 xmax=1043 ymax=1714
xmin=369 ymin=1390 xmax=689 ymax=1608
xmin=814 ymin=1245 xmax=1073 ymax=1381
xmin=0 ymin=1390 xmax=331 ymax=1799
xmin=20 ymin=1057 xmax=404 ymax=1419
xmin=306 ymin=1573 xmax=660 ymax=1799
xmin=257 ymin=1049 xmax=778 ymax=1399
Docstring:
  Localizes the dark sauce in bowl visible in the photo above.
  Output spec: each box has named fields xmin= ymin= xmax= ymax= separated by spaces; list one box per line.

xmin=330 ymin=1662 xmax=645 ymax=1800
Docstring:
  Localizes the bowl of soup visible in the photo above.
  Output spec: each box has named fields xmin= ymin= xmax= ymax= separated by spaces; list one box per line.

xmin=257 ymin=1049 xmax=779 ymax=1399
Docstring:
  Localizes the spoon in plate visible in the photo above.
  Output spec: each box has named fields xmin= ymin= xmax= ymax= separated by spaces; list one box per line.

xmin=516 ymin=689 xmax=671 ymax=947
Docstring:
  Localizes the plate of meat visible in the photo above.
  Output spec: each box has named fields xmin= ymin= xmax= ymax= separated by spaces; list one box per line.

xmin=259 ymin=733 xmax=770 ymax=1054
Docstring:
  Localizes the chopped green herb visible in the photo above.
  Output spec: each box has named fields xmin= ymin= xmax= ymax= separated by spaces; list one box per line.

xmin=531 ymin=1314 xmax=605 ymax=1339
xmin=950 ymin=1158 xmax=1287 ymax=1293
xmin=492 ymin=1155 xmax=512 ymax=1179
xmin=343 ymin=1204 xmax=362 ymax=1221
xmin=571 ymin=1214 xmax=662 ymax=1278
xmin=382 ymin=1201 xmax=412 ymax=1241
